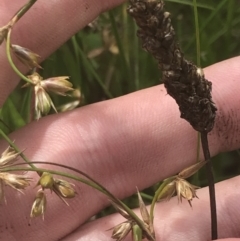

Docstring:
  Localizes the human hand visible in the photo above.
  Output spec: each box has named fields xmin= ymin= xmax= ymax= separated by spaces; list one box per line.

xmin=0 ymin=1 xmax=240 ymax=241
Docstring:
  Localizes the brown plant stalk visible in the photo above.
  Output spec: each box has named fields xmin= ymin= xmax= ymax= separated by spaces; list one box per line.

xmin=127 ymin=0 xmax=218 ymax=239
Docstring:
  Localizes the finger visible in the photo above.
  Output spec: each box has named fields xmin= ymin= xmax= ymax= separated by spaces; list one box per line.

xmin=217 ymin=240 xmax=240 ymax=241
xmin=62 ymin=176 xmax=240 ymax=241
xmin=0 ymin=57 xmax=240 ymax=240
xmin=0 ymin=0 xmax=124 ymax=106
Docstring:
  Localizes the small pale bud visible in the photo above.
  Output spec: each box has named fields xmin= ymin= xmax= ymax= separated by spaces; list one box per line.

xmin=164 ymin=12 xmax=170 ymax=18
xmin=58 ymin=100 xmax=80 ymax=112
xmin=197 ymin=67 xmax=204 ymax=77
xmin=34 ymin=84 xmax=57 ymax=119
xmin=0 ymin=173 xmax=31 ymax=192
xmin=54 ymin=179 xmax=76 ymax=198
xmin=11 ymin=44 xmax=41 ymax=69
xmin=41 ymin=76 xmax=73 ymax=96
xmin=132 ymin=224 xmax=142 ymax=241
xmin=30 ymin=190 xmax=47 ymax=219
xmin=178 ymin=161 xmax=206 ymax=179
xmin=137 ymin=190 xmax=150 ymax=225
xmin=176 ymin=178 xmax=199 ymax=207
xmin=0 ymin=146 xmax=20 ymax=166
xmin=111 ymin=221 xmax=132 ymax=241
xmin=157 ymin=181 xmax=176 ymax=202
xmin=38 ymin=172 xmax=54 ymax=190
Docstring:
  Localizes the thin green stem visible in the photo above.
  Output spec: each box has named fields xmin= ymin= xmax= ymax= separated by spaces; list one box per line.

xmin=193 ymin=0 xmax=201 ymax=67
xmin=184 ymin=0 xmax=227 ymax=53
xmin=0 ymin=129 xmax=35 ymax=168
xmin=0 ymin=132 xmax=150 ymax=236
xmin=9 ymin=0 xmax=38 ymax=27
xmin=150 ymin=177 xmax=176 ymax=224
xmin=140 ymin=192 xmax=153 ymax=201
xmin=6 ymin=29 xmax=33 ymax=84
xmin=109 ymin=11 xmax=131 ymax=94
xmin=2 ymin=165 xmax=102 ymax=191
xmin=133 ymin=22 xmax=140 ymax=90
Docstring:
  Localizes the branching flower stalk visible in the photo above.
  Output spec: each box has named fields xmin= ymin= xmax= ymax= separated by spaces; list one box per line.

xmin=150 ymin=160 xmax=207 ymax=226
xmin=1 ymin=122 xmax=152 ymax=237
xmin=127 ymin=0 xmax=218 ymax=239
xmin=1 ymin=0 xmax=74 ymax=119
xmin=1 ymin=161 xmax=154 ymax=241
xmin=1 ymin=122 xmax=155 ymax=239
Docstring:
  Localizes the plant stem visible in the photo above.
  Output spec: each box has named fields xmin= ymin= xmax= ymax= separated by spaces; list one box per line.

xmin=109 ymin=11 xmax=131 ymax=94
xmin=150 ymin=177 xmax=176 ymax=224
xmin=9 ymin=0 xmax=38 ymax=27
xmin=6 ymin=29 xmax=33 ymax=84
xmin=2 ymin=161 xmax=155 ymax=241
xmin=193 ymin=0 xmax=201 ymax=67
xmin=201 ymin=132 xmax=218 ymax=240
xmin=0 ymin=132 xmax=148 ymax=232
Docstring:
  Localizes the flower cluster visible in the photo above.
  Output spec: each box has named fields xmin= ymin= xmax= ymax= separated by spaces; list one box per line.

xmin=110 ymin=191 xmax=155 ymax=241
xmin=0 ymin=146 xmax=31 ymax=202
xmin=31 ymin=172 xmax=76 ymax=219
xmin=157 ymin=161 xmax=206 ymax=206
xmin=11 ymin=45 xmax=74 ymax=119
xmin=0 ymin=146 xmax=76 ymax=219
xmin=128 ymin=0 xmax=217 ymax=133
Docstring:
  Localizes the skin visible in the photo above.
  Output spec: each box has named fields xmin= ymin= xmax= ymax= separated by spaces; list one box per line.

xmin=0 ymin=0 xmax=240 ymax=241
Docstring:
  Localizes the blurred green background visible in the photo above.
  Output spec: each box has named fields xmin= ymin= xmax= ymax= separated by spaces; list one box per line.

xmin=1 ymin=0 xmax=240 ymax=213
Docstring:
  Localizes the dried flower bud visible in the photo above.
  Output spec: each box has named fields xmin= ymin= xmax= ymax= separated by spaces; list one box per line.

xmin=53 ymin=179 xmax=76 ymax=198
xmin=30 ymin=190 xmax=47 ymax=219
xmin=38 ymin=172 xmax=54 ymax=190
xmin=176 ymin=178 xmax=199 ymax=207
xmin=0 ymin=26 xmax=8 ymax=45
xmin=41 ymin=77 xmax=73 ymax=96
xmin=178 ymin=161 xmax=206 ymax=179
xmin=132 ymin=224 xmax=142 ymax=241
xmin=34 ymin=84 xmax=57 ymax=119
xmin=58 ymin=89 xmax=81 ymax=112
xmin=11 ymin=44 xmax=41 ymax=69
xmin=0 ymin=146 xmax=20 ymax=166
xmin=0 ymin=173 xmax=31 ymax=192
xmin=137 ymin=190 xmax=150 ymax=225
xmin=157 ymin=181 xmax=176 ymax=202
xmin=58 ymin=100 xmax=80 ymax=112
xmin=111 ymin=221 xmax=132 ymax=241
